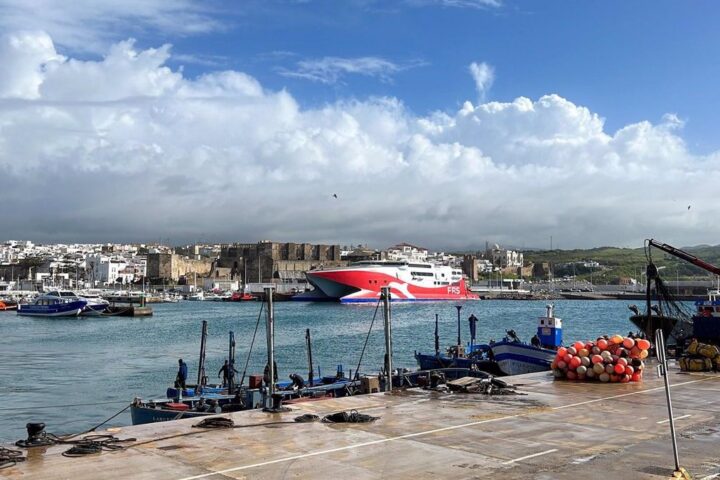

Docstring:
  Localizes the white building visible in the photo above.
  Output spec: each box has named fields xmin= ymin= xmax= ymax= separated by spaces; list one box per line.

xmin=386 ymin=243 xmax=428 ymax=262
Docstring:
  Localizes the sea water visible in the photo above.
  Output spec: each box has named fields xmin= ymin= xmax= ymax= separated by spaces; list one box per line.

xmin=0 ymin=299 xmax=639 ymax=442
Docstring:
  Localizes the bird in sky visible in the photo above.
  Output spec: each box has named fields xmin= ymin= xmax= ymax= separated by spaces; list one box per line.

xmin=687 ymin=205 xmax=691 ymax=210
xmin=332 ymin=193 xmax=338 ymax=199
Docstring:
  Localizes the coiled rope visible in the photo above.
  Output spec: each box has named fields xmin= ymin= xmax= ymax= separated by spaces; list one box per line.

xmin=0 ymin=447 xmax=25 ymax=469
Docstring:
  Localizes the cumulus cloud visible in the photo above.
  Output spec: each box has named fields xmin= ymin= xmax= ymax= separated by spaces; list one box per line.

xmin=0 ymin=31 xmax=717 ymax=249
xmin=468 ymin=61 xmax=494 ymax=101
xmin=279 ymin=56 xmax=425 ymax=84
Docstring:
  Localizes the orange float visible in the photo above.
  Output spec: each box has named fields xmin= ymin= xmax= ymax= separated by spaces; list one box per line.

xmin=613 ymin=363 xmax=625 ymax=374
xmin=637 ymin=339 xmax=651 ymax=350
xmin=622 ymin=337 xmax=635 ymax=349
xmin=597 ymin=339 xmax=609 ymax=350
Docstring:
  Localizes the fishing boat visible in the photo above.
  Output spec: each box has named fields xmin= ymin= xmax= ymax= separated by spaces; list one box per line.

xmin=297 ymin=260 xmax=478 ymax=303
xmin=17 ymin=292 xmax=87 ymax=317
xmin=222 ymin=291 xmax=256 ymax=302
xmin=489 ymin=305 xmax=561 ymax=375
xmin=414 ymin=311 xmax=503 ymax=376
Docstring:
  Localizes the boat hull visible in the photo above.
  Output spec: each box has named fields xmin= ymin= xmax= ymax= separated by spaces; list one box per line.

xmin=306 ymin=268 xmax=478 ymax=303
xmin=17 ymin=300 xmax=87 ymax=317
xmin=490 ymin=341 xmax=556 ymax=376
xmin=414 ymin=352 xmax=503 ymax=376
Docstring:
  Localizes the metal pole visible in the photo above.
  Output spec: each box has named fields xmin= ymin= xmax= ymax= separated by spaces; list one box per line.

xmin=265 ymin=286 xmax=275 ymax=404
xmin=434 ymin=313 xmax=440 ymax=356
xmin=382 ymin=286 xmax=392 ymax=392
xmin=655 ymin=328 xmax=682 ymax=474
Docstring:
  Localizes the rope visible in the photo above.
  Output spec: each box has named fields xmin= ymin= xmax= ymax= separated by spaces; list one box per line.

xmin=0 ymin=447 xmax=25 ymax=469
xmin=294 ymin=414 xmax=319 ymax=423
xmin=60 ymin=435 xmax=136 ymax=457
xmin=62 ymin=403 xmax=132 ymax=439
xmin=238 ymin=301 xmax=264 ymax=387
xmin=193 ymin=417 xmax=235 ymax=429
xmin=321 ymin=409 xmax=379 ymax=423
xmin=352 ymin=298 xmax=382 ymax=381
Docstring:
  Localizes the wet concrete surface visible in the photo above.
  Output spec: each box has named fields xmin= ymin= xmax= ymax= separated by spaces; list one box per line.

xmin=3 ymin=364 xmax=720 ymax=479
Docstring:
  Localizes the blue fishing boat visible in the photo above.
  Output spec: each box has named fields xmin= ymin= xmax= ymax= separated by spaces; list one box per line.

xmin=17 ymin=292 xmax=87 ymax=317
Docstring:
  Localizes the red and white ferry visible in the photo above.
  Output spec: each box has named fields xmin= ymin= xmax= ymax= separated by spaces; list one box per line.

xmin=298 ymin=261 xmax=479 ymax=303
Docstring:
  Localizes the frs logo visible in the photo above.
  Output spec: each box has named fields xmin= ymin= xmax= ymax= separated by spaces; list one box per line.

xmin=447 ymin=286 xmax=461 ymax=295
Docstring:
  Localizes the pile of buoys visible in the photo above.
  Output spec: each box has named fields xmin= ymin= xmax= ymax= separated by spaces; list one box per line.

xmin=551 ymin=335 xmax=651 ymax=383
xmin=679 ymin=339 xmax=720 ymax=372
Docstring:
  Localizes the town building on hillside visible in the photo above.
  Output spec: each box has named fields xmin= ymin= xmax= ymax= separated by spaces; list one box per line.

xmin=386 ymin=243 xmax=428 ymax=262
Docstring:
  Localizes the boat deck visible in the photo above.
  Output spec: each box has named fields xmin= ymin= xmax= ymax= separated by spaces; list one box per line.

xmin=5 ymin=364 xmax=720 ymax=479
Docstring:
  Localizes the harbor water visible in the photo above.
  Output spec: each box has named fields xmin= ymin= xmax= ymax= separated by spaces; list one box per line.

xmin=0 ymin=300 xmax=638 ymax=442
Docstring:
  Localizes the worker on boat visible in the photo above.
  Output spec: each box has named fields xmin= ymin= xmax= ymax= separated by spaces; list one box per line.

xmin=289 ymin=373 xmax=305 ymax=390
xmin=530 ymin=334 xmax=541 ymax=347
xmin=218 ymin=360 xmax=238 ymax=387
xmin=176 ymin=358 xmax=188 ymax=389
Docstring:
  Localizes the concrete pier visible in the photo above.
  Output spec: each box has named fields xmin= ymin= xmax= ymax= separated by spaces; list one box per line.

xmin=4 ymin=366 xmax=720 ymax=479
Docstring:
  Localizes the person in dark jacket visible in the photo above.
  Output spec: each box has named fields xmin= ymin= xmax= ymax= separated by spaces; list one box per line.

xmin=218 ymin=360 xmax=238 ymax=386
xmin=176 ymin=358 xmax=188 ymax=389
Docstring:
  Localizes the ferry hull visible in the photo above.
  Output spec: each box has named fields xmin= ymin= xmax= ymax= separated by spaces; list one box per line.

xmin=306 ymin=269 xmax=478 ymax=303
xmin=17 ymin=300 xmax=87 ymax=317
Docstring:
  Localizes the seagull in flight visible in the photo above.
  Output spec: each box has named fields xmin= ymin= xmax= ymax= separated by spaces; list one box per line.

xmin=687 ymin=205 xmax=691 ymax=210
xmin=332 ymin=193 xmax=338 ymax=199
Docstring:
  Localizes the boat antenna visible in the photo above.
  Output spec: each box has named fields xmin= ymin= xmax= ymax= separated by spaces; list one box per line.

xmin=305 ymin=328 xmax=314 ymax=386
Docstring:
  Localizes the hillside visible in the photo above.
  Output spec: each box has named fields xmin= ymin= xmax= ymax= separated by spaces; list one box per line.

xmin=523 ymin=243 xmax=720 ymax=282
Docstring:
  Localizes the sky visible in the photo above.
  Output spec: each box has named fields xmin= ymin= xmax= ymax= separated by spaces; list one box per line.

xmin=0 ymin=0 xmax=719 ymax=250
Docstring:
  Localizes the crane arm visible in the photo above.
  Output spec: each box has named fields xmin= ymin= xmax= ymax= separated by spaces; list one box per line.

xmin=647 ymin=239 xmax=720 ymax=276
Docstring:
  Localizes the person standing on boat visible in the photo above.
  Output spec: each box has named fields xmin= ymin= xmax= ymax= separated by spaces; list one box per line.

xmin=176 ymin=358 xmax=188 ymax=389
xmin=218 ymin=360 xmax=238 ymax=386
xmin=531 ymin=334 xmax=541 ymax=347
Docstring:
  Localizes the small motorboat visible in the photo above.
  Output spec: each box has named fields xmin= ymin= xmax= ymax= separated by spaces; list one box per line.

xmin=0 ymin=299 xmax=18 ymax=311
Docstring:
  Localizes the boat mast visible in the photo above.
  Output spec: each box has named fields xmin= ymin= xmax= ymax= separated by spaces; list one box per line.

xmin=197 ymin=320 xmax=208 ymax=388
xmin=305 ymin=328 xmax=314 ymax=386
xmin=228 ymin=330 xmax=236 ymax=393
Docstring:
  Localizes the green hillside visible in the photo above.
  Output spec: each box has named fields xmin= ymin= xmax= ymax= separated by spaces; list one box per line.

xmin=523 ymin=244 xmax=720 ymax=282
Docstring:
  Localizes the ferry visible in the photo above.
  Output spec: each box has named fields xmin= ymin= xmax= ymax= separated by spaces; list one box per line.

xmin=298 ymin=261 xmax=478 ymax=303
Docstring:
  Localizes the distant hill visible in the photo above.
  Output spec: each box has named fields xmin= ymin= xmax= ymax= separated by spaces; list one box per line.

xmin=523 ymin=244 xmax=720 ymax=282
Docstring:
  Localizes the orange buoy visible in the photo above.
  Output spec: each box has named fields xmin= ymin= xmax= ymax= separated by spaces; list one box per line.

xmin=551 ymin=361 xmax=557 ymax=369
xmin=573 ymin=341 xmax=585 ymax=352
xmin=569 ymin=356 xmax=582 ymax=369
xmin=578 ymin=348 xmax=589 ymax=357
xmin=613 ymin=363 xmax=625 ymax=374
xmin=631 ymin=372 xmax=642 ymax=382
xmin=617 ymin=358 xmax=628 ymax=367
xmin=597 ymin=339 xmax=609 ymax=350
xmin=610 ymin=374 xmax=619 ymax=382
xmin=591 ymin=354 xmax=603 ymax=364
xmin=567 ymin=346 xmax=577 ymax=356
xmin=623 ymin=337 xmax=635 ymax=349
xmin=563 ymin=353 xmax=573 ymax=363
xmin=624 ymin=365 xmax=634 ymax=376
xmin=566 ymin=370 xmax=577 ymax=380
xmin=620 ymin=374 xmax=630 ymax=383
xmin=639 ymin=349 xmax=649 ymax=359
xmin=557 ymin=360 xmax=567 ymax=369
xmin=557 ymin=347 xmax=568 ymax=357
xmin=637 ymin=339 xmax=651 ymax=350
xmin=630 ymin=346 xmax=641 ymax=358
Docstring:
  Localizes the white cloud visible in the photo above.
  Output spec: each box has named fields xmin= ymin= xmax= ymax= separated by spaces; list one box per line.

xmin=279 ymin=56 xmax=425 ymax=84
xmin=0 ymin=0 xmax=222 ymax=52
xmin=0 ymin=32 xmax=717 ymax=249
xmin=468 ymin=61 xmax=494 ymax=101
xmin=407 ymin=0 xmax=502 ymax=9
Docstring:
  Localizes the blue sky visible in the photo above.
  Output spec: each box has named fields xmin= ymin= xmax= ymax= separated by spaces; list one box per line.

xmin=147 ymin=0 xmax=720 ymax=153
xmin=1 ymin=0 xmax=719 ymax=248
